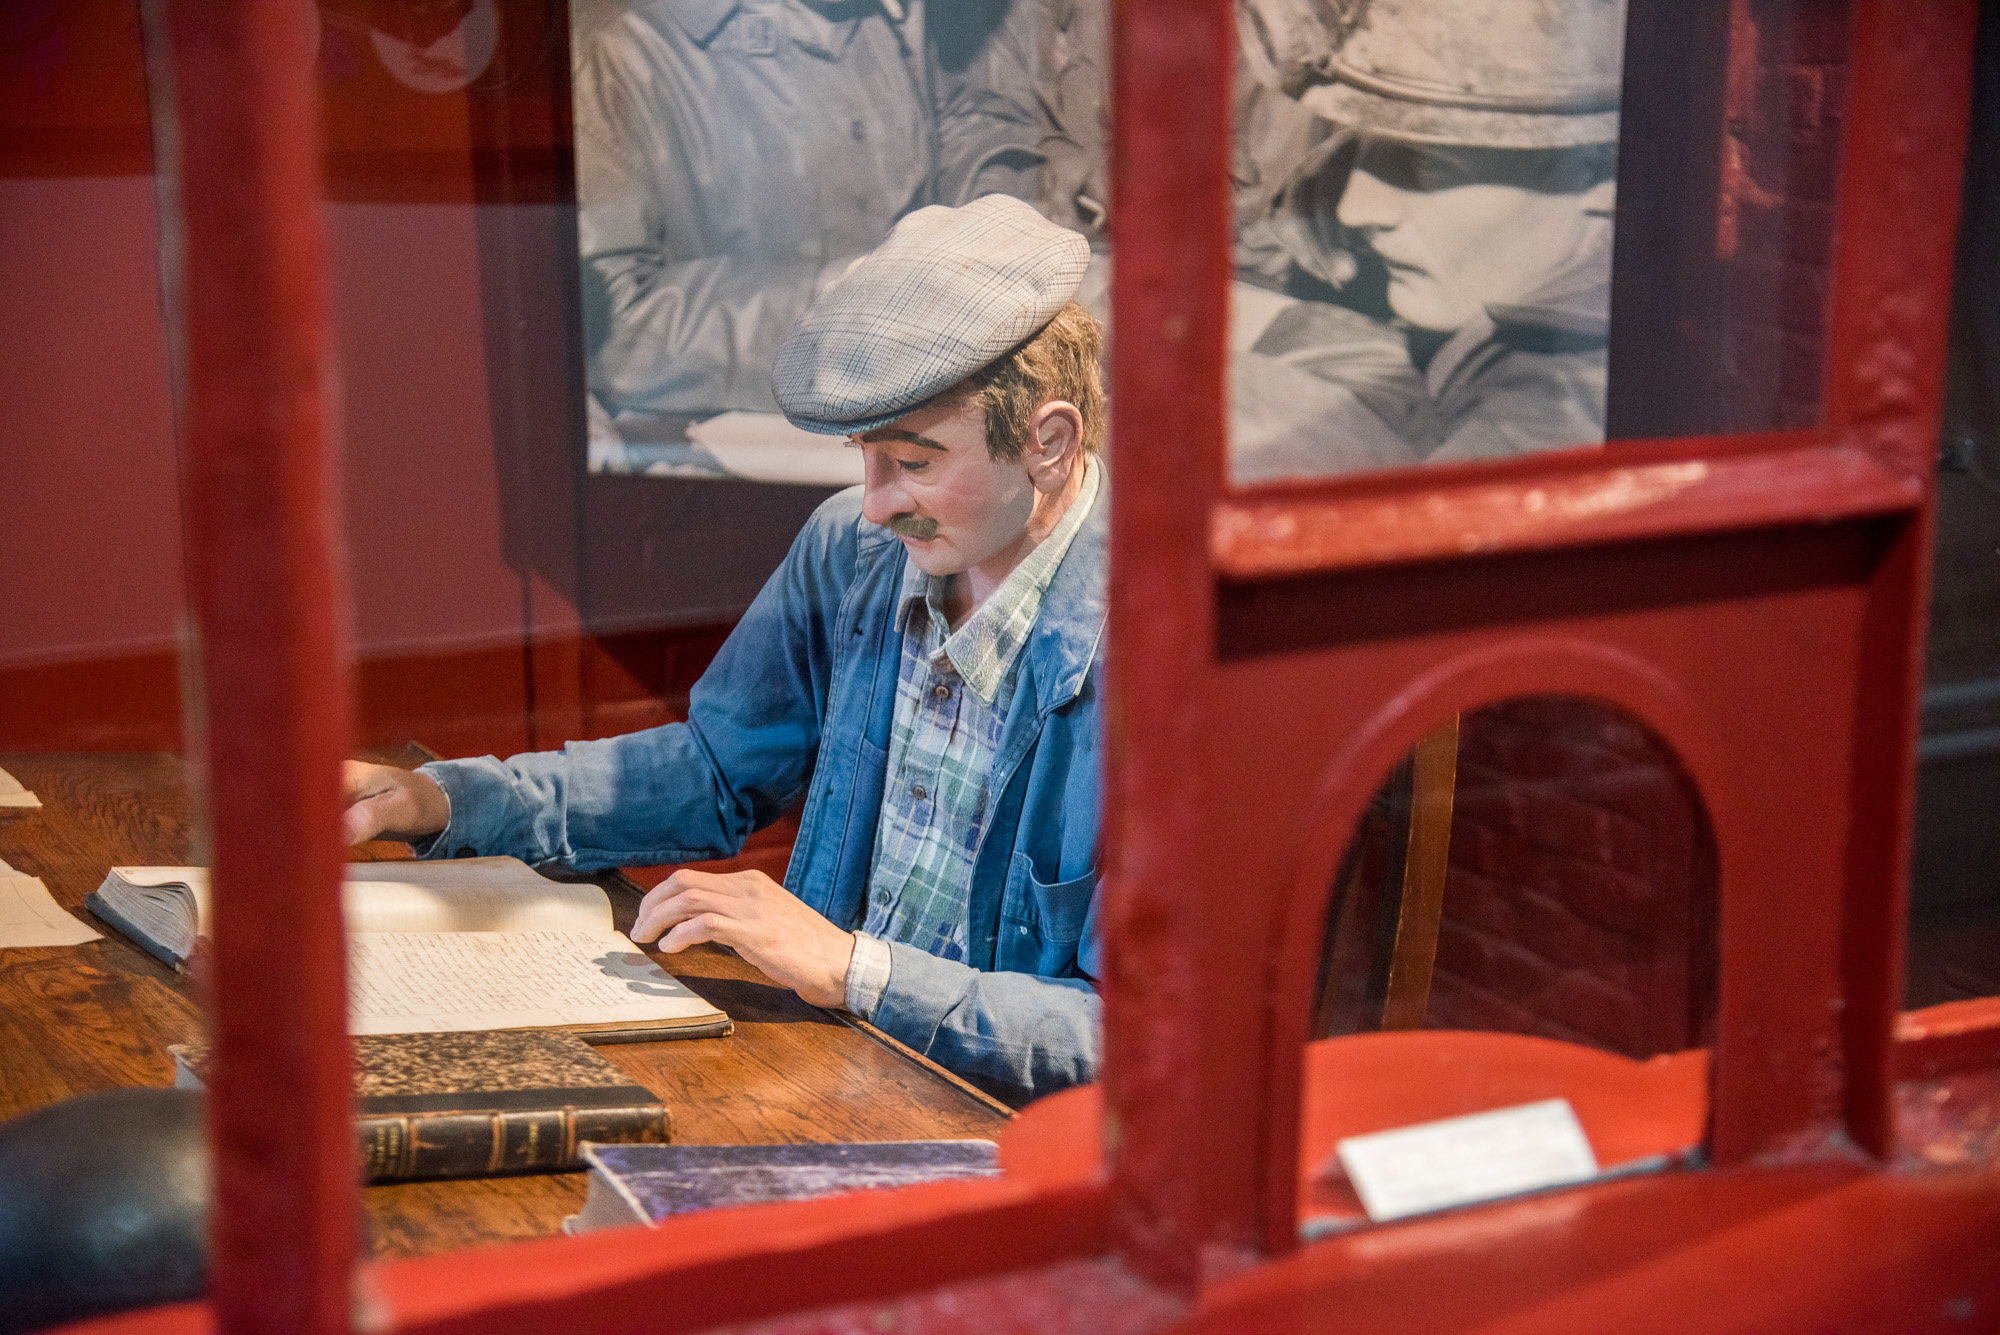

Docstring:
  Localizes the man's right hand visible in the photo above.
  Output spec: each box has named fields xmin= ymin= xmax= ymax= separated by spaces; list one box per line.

xmin=341 ymin=761 xmax=451 ymax=845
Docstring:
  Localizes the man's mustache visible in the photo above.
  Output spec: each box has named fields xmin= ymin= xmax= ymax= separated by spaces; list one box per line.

xmin=885 ymin=513 xmax=939 ymax=541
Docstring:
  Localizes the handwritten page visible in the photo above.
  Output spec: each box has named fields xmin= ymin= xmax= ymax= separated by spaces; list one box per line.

xmin=1336 ymin=1098 xmax=1599 ymax=1222
xmin=0 ymin=767 xmax=40 ymax=810
xmin=0 ymin=857 xmax=101 ymax=947
xmin=348 ymin=929 xmax=718 ymax=1035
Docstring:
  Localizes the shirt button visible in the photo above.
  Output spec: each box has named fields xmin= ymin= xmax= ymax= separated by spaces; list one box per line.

xmin=934 ymin=684 xmax=950 ymax=700
xmin=911 ymin=784 xmax=927 ymax=801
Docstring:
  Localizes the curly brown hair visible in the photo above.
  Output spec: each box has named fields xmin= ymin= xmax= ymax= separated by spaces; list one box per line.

xmin=936 ymin=301 xmax=1106 ymax=460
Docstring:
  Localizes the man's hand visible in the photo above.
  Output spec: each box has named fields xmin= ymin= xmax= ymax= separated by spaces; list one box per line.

xmin=342 ymin=760 xmax=451 ymax=845
xmin=632 ymin=869 xmax=855 ymax=1009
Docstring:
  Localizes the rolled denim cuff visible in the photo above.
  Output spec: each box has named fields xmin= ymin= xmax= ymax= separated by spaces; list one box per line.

xmin=408 ymin=758 xmax=514 ymax=861
xmin=843 ymin=931 xmax=893 ymax=1019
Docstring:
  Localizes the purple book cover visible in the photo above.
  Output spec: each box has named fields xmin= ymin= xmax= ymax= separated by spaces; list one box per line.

xmin=582 ymin=1141 xmax=1000 ymax=1224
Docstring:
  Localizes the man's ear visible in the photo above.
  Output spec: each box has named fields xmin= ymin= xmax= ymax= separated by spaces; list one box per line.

xmin=1024 ymin=400 xmax=1083 ymax=494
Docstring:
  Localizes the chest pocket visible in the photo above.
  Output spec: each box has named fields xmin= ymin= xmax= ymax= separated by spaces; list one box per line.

xmin=998 ymin=850 xmax=1096 ymax=977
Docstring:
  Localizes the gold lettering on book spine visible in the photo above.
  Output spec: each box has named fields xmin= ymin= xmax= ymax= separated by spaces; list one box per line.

xmin=359 ymin=1119 xmax=410 ymax=1179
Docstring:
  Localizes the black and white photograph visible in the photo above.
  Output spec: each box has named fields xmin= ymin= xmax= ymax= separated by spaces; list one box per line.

xmin=1229 ymin=0 xmax=1628 ymax=482
xmin=571 ymin=0 xmax=1626 ymax=490
xmin=571 ymin=0 xmax=1109 ymax=486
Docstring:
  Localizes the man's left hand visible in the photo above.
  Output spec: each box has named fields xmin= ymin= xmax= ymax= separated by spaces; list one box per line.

xmin=631 ymin=869 xmax=855 ymax=1009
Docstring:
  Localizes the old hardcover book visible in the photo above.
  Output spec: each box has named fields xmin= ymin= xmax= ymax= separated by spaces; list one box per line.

xmin=89 ymin=857 xmax=731 ymax=1041
xmin=564 ymin=1141 xmax=1002 ymax=1233
xmin=171 ymin=1030 xmax=672 ymax=1182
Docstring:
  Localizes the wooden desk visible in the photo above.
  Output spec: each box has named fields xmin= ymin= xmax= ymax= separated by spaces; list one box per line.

xmin=0 ymin=753 xmax=1009 ymax=1258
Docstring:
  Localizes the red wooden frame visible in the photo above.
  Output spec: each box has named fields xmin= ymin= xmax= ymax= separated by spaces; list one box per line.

xmin=73 ymin=0 xmax=1995 ymax=1331
xmin=156 ymin=4 xmax=357 ymax=1333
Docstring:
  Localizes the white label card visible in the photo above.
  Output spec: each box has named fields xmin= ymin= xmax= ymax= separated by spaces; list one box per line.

xmin=1336 ymin=1098 xmax=1599 ymax=1223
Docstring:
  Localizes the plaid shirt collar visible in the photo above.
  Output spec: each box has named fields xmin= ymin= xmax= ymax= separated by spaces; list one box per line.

xmin=894 ymin=458 xmax=1102 ymax=705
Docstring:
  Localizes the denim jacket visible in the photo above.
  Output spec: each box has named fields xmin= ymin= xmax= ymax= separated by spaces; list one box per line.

xmin=415 ymin=485 xmax=1106 ymax=1103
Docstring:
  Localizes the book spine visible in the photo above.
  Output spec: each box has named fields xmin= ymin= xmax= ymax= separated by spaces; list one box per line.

xmin=359 ymin=1106 xmax=671 ymax=1183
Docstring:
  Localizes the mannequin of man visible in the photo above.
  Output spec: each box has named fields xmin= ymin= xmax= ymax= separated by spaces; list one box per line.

xmin=344 ymin=197 xmax=1108 ymax=1104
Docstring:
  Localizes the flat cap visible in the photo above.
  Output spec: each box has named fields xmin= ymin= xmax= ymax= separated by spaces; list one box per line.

xmin=772 ymin=194 xmax=1091 ymax=435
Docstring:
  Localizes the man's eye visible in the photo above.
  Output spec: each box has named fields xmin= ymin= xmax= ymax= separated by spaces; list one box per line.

xmin=897 ymin=458 xmax=929 ymax=472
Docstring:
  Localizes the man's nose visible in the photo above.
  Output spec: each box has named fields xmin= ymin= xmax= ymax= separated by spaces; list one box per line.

xmin=858 ymin=449 xmax=907 ymax=526
xmin=1337 ymin=168 xmax=1403 ymax=232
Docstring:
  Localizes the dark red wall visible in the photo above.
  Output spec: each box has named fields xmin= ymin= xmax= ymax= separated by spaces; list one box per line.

xmin=0 ymin=0 xmax=721 ymax=760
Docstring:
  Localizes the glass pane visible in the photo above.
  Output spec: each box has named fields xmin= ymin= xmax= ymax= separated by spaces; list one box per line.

xmin=1229 ymin=0 xmax=1848 ymax=486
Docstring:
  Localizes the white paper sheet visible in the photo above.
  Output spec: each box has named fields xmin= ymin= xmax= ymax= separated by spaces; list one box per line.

xmin=0 ymin=766 xmax=41 ymax=810
xmin=1336 ymin=1098 xmax=1599 ymax=1222
xmin=0 ymin=857 xmax=102 ymax=947
xmin=686 ymin=411 xmax=866 ymax=486
xmin=346 ymin=929 xmax=720 ymax=1035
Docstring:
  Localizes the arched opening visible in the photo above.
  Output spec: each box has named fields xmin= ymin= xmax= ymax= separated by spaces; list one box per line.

xmin=1296 ymin=693 xmax=1719 ymax=1237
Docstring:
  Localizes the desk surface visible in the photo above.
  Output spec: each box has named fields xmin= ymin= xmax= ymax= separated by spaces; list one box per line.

xmin=0 ymin=752 xmax=1008 ymax=1259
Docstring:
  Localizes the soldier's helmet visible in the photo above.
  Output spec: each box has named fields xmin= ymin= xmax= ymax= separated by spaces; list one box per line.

xmin=1238 ymin=0 xmax=1627 ymax=148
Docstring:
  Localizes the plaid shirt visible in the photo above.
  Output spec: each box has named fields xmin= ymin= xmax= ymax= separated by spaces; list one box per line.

xmin=845 ymin=460 xmax=1102 ymax=1015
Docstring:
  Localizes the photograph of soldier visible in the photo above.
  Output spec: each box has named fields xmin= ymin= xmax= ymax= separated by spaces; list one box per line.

xmin=570 ymin=0 xmax=1099 ymax=469
xmin=571 ymin=0 xmax=1625 ymax=485
xmin=1229 ymin=0 xmax=1628 ymax=483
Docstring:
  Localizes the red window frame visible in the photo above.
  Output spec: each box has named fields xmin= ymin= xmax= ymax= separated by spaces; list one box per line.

xmin=1105 ymin=0 xmax=1976 ymax=1276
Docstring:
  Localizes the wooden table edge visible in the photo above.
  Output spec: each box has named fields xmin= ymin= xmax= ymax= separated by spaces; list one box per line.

xmin=831 ymin=1010 xmax=1017 ymax=1120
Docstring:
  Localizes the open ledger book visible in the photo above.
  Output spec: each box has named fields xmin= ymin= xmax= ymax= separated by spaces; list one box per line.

xmin=87 ymin=857 xmax=731 ymax=1042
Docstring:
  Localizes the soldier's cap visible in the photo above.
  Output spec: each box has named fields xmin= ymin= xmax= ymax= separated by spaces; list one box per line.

xmin=1239 ymin=0 xmax=1626 ymax=150
xmin=772 ymin=194 xmax=1090 ymax=436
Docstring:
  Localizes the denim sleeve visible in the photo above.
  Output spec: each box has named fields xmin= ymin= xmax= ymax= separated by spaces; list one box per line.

xmin=412 ymin=495 xmax=855 ymax=872
xmin=871 ymin=942 xmax=1102 ymax=1105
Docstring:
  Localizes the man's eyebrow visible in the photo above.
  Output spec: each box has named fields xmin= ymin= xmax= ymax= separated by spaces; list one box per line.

xmin=857 ymin=427 xmax=949 ymax=451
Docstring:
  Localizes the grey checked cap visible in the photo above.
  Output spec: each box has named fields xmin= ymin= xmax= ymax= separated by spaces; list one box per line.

xmin=772 ymin=194 xmax=1091 ymax=435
